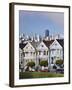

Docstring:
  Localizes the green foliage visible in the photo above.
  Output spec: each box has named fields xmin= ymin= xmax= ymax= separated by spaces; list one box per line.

xmin=40 ymin=60 xmax=48 ymax=67
xmin=56 ymin=60 xmax=63 ymax=66
xmin=27 ymin=61 xmax=35 ymax=67
xmin=19 ymin=72 xmax=64 ymax=79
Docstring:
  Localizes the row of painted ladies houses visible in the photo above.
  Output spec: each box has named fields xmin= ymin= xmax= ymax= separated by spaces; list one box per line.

xmin=19 ymin=39 xmax=64 ymax=70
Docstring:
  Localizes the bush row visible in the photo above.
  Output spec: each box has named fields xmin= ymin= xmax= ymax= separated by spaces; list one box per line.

xmin=26 ymin=59 xmax=63 ymax=67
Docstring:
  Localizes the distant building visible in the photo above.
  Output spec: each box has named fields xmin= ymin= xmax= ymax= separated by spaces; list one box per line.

xmin=45 ymin=29 xmax=49 ymax=37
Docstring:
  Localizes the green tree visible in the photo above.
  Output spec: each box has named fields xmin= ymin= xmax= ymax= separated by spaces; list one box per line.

xmin=40 ymin=60 xmax=48 ymax=67
xmin=56 ymin=60 xmax=63 ymax=66
xmin=27 ymin=61 xmax=35 ymax=68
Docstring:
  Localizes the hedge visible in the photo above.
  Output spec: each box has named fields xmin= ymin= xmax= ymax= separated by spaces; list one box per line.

xmin=40 ymin=60 xmax=48 ymax=67
xmin=27 ymin=61 xmax=35 ymax=67
xmin=56 ymin=60 xmax=63 ymax=66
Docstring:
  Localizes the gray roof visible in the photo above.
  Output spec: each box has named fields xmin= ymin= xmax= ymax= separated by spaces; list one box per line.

xmin=43 ymin=40 xmax=54 ymax=47
xmin=56 ymin=39 xmax=64 ymax=47
xmin=19 ymin=43 xmax=27 ymax=49
xmin=30 ymin=41 xmax=41 ymax=50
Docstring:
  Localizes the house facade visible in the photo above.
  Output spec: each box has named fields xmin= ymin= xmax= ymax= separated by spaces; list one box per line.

xmin=49 ymin=39 xmax=64 ymax=65
xmin=19 ymin=39 xmax=64 ymax=71
xmin=36 ymin=41 xmax=48 ymax=65
xmin=23 ymin=42 xmax=36 ymax=66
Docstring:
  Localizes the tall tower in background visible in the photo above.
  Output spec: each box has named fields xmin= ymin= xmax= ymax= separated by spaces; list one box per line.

xmin=45 ymin=29 xmax=49 ymax=37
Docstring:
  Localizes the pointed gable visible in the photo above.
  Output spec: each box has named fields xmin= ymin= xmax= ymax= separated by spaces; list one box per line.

xmin=23 ymin=42 xmax=35 ymax=52
xmin=50 ymin=39 xmax=64 ymax=49
xmin=37 ymin=41 xmax=48 ymax=50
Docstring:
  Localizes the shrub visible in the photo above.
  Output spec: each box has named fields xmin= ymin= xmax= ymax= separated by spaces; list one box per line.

xmin=27 ymin=61 xmax=35 ymax=68
xmin=40 ymin=60 xmax=48 ymax=67
xmin=56 ymin=60 xmax=63 ymax=66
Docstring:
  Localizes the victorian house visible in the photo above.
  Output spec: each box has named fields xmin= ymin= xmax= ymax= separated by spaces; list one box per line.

xmin=19 ymin=39 xmax=64 ymax=71
xmin=23 ymin=42 xmax=36 ymax=66
xmin=36 ymin=41 xmax=48 ymax=65
xmin=49 ymin=39 xmax=64 ymax=65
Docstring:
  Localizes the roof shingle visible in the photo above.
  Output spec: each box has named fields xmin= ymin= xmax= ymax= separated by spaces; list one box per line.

xmin=43 ymin=40 xmax=54 ymax=47
xmin=19 ymin=43 xmax=27 ymax=49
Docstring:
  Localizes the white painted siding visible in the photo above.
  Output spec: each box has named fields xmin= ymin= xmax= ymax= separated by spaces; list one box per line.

xmin=50 ymin=40 xmax=63 ymax=64
xmin=23 ymin=42 xmax=36 ymax=66
xmin=36 ymin=41 xmax=49 ymax=64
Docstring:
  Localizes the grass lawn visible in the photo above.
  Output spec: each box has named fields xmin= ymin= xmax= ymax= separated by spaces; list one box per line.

xmin=19 ymin=72 xmax=64 ymax=79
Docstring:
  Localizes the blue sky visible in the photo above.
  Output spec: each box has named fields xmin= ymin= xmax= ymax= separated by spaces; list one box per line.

xmin=19 ymin=10 xmax=64 ymax=37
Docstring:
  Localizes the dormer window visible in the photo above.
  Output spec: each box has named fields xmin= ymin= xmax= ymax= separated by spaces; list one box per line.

xmin=26 ymin=47 xmax=28 ymax=49
xmin=41 ymin=45 xmax=44 ymax=47
xmin=31 ymin=47 xmax=32 ymax=49
xmin=55 ymin=43 xmax=57 ymax=46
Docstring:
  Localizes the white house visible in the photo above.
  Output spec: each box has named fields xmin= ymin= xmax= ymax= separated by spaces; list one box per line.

xmin=23 ymin=42 xmax=36 ymax=66
xmin=43 ymin=40 xmax=54 ymax=64
xmin=49 ymin=39 xmax=64 ymax=65
xmin=36 ymin=41 xmax=48 ymax=65
xmin=19 ymin=39 xmax=64 ymax=71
